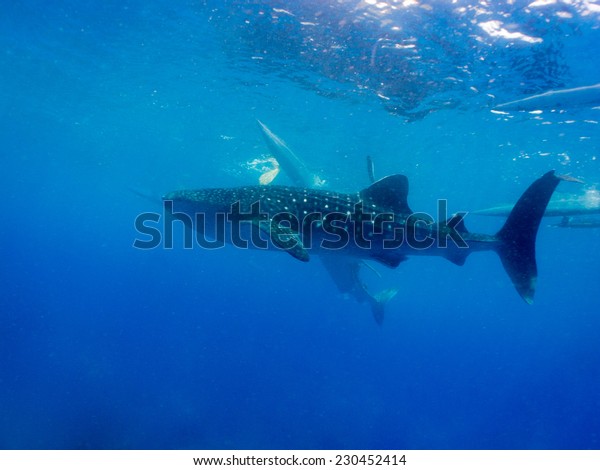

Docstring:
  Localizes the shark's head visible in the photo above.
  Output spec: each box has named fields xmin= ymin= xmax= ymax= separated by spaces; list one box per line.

xmin=162 ymin=188 xmax=238 ymax=215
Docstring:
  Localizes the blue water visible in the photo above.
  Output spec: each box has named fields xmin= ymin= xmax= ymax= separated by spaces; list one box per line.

xmin=1 ymin=0 xmax=599 ymax=450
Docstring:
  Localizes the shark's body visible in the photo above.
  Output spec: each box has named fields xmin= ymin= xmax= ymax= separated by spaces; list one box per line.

xmin=165 ymin=171 xmax=564 ymax=304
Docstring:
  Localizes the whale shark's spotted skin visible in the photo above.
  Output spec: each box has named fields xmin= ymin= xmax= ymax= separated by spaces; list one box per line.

xmin=164 ymin=172 xmax=564 ymax=304
xmin=167 ymin=186 xmax=361 ymax=216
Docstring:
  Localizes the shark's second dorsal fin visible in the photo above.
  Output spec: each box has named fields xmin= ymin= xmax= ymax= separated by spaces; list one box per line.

xmin=446 ymin=213 xmax=469 ymax=234
xmin=360 ymin=174 xmax=412 ymax=214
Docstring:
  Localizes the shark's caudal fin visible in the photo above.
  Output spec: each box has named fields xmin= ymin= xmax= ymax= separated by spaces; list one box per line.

xmin=369 ymin=288 xmax=399 ymax=325
xmin=495 ymin=171 xmax=562 ymax=304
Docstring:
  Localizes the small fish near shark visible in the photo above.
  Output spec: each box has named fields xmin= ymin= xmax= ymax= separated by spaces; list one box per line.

xmin=163 ymin=171 xmax=570 ymax=310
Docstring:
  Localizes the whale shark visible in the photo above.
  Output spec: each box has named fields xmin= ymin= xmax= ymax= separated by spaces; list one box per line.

xmin=164 ymin=171 xmax=567 ymax=306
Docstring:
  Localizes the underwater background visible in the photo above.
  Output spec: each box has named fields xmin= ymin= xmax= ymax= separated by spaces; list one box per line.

xmin=1 ymin=0 xmax=600 ymax=449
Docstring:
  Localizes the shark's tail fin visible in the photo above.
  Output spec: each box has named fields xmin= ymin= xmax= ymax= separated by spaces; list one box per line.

xmin=369 ymin=288 xmax=399 ymax=325
xmin=495 ymin=171 xmax=562 ymax=303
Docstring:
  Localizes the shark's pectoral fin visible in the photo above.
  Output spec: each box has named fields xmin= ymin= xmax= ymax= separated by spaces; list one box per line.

xmin=253 ymin=220 xmax=310 ymax=262
xmin=369 ymin=252 xmax=407 ymax=268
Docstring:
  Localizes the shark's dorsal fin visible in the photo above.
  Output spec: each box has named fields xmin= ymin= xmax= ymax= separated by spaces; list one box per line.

xmin=360 ymin=174 xmax=412 ymax=214
xmin=253 ymin=220 xmax=309 ymax=262
xmin=446 ymin=213 xmax=469 ymax=234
